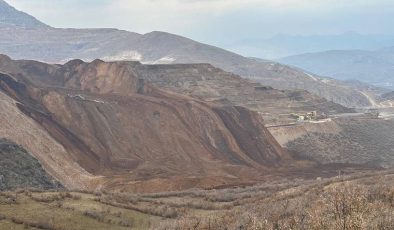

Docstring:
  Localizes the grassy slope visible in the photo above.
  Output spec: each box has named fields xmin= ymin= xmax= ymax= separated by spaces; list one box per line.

xmin=0 ymin=192 xmax=152 ymax=230
xmin=1 ymin=170 xmax=393 ymax=229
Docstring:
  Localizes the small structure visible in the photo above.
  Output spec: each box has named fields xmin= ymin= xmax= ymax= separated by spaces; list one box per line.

xmin=291 ymin=111 xmax=318 ymax=121
xmin=366 ymin=109 xmax=380 ymax=118
xmin=297 ymin=115 xmax=305 ymax=122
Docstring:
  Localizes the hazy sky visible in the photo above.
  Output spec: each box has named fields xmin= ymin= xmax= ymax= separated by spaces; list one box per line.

xmin=6 ymin=0 xmax=394 ymax=48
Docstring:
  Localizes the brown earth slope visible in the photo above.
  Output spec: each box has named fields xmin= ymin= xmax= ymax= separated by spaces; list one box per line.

xmin=0 ymin=56 xmax=296 ymax=192
xmin=0 ymin=55 xmax=351 ymax=126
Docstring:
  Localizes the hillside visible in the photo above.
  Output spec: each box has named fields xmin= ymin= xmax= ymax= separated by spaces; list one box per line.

xmin=381 ymin=91 xmax=394 ymax=101
xmin=132 ymin=62 xmax=352 ymax=125
xmin=0 ymin=56 xmax=299 ymax=192
xmin=0 ymin=54 xmax=351 ymax=126
xmin=2 ymin=53 xmax=393 ymax=190
xmin=0 ymin=0 xmax=378 ymax=108
xmin=2 ymin=55 xmax=392 ymax=192
xmin=268 ymin=114 xmax=394 ymax=169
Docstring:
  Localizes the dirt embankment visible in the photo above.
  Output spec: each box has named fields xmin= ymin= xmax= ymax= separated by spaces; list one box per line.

xmin=271 ymin=116 xmax=394 ymax=168
xmin=268 ymin=120 xmax=342 ymax=146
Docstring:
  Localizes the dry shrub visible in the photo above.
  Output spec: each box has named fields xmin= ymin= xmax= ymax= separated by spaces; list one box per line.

xmin=0 ymin=192 xmax=18 ymax=204
xmin=10 ymin=217 xmax=60 ymax=230
xmin=148 ymin=198 xmax=229 ymax=210
xmin=83 ymin=210 xmax=105 ymax=222
xmin=98 ymin=195 xmax=179 ymax=218
xmin=30 ymin=194 xmax=63 ymax=203
xmin=310 ymin=182 xmax=369 ymax=230
xmin=158 ymin=178 xmax=394 ymax=230
xmin=30 ymin=192 xmax=79 ymax=203
xmin=117 ymin=218 xmax=134 ymax=227
xmin=106 ymin=193 xmax=140 ymax=204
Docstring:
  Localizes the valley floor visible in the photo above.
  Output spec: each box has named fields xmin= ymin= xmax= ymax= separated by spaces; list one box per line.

xmin=1 ymin=170 xmax=393 ymax=230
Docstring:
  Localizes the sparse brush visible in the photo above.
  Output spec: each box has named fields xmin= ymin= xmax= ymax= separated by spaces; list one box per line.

xmin=83 ymin=210 xmax=105 ymax=222
xmin=10 ymin=217 xmax=58 ymax=230
xmin=118 ymin=219 xmax=134 ymax=227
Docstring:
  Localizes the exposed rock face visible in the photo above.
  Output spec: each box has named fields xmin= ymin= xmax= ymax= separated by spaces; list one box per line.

xmin=0 ymin=138 xmax=62 ymax=191
xmin=0 ymin=57 xmax=292 ymax=192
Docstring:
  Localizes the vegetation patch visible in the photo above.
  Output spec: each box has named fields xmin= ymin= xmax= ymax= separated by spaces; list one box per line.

xmin=0 ymin=139 xmax=63 ymax=191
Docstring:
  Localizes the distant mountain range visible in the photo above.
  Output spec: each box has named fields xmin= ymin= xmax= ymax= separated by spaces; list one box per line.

xmin=0 ymin=0 xmax=388 ymax=108
xmin=230 ymin=32 xmax=394 ymax=59
xmin=279 ymin=47 xmax=394 ymax=90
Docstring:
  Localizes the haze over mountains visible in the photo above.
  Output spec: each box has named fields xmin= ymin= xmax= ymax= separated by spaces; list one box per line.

xmin=279 ymin=47 xmax=394 ymax=90
xmin=0 ymin=0 xmax=387 ymax=108
xmin=231 ymin=32 xmax=394 ymax=59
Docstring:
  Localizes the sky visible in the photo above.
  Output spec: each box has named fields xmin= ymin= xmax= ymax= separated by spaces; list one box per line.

xmin=6 ymin=0 xmax=394 ymax=56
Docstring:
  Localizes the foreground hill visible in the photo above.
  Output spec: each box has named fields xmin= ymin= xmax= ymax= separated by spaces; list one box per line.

xmin=0 ymin=0 xmax=377 ymax=108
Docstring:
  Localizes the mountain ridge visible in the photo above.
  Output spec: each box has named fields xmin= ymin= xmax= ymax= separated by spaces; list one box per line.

xmin=230 ymin=32 xmax=394 ymax=59
xmin=279 ymin=47 xmax=394 ymax=90
xmin=0 ymin=0 xmax=49 ymax=29
xmin=0 ymin=0 xmax=381 ymax=108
